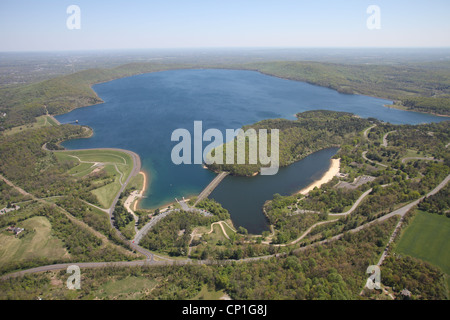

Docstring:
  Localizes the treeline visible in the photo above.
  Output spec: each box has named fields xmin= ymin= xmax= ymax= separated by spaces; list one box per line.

xmin=380 ymin=256 xmax=447 ymax=300
xmin=139 ymin=211 xmax=213 ymax=257
xmin=195 ymin=198 xmax=230 ymax=220
xmin=0 ymin=63 xmax=194 ymax=130
xmin=245 ymin=61 xmax=450 ymax=101
xmin=397 ymin=96 xmax=450 ymax=116
xmin=112 ymin=204 xmax=134 ymax=239
xmin=418 ymin=184 xmax=450 ymax=217
xmin=207 ymin=110 xmax=372 ymax=176
xmin=0 ymin=180 xmax=29 ymax=208
xmin=0 ymin=217 xmax=402 ymax=300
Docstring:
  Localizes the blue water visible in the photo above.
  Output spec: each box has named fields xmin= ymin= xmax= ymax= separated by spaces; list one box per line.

xmin=55 ymin=69 xmax=447 ymax=233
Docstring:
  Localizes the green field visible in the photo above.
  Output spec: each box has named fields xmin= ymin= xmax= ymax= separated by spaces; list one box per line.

xmin=55 ymin=149 xmax=134 ymax=208
xmin=3 ymin=115 xmax=57 ymax=136
xmin=0 ymin=216 xmax=68 ymax=265
xmin=191 ymin=285 xmax=228 ymax=300
xmin=95 ymin=276 xmax=157 ymax=300
xmin=395 ymin=210 xmax=450 ymax=275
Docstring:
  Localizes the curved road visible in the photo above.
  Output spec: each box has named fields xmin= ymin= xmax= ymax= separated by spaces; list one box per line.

xmin=3 ymin=173 xmax=449 ymax=280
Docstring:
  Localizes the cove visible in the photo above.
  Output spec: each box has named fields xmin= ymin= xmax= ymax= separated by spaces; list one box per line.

xmin=210 ymin=147 xmax=340 ymax=233
xmin=55 ymin=69 xmax=447 ymax=234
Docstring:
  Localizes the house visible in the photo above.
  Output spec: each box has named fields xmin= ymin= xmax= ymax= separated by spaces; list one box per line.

xmin=6 ymin=226 xmax=24 ymax=235
xmin=401 ymin=289 xmax=411 ymax=298
xmin=0 ymin=205 xmax=20 ymax=215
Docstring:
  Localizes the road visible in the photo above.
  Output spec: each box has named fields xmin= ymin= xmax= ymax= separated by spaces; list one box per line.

xmin=133 ymin=209 xmax=179 ymax=245
xmin=3 ymin=173 xmax=448 ymax=280
xmin=329 ymin=188 xmax=373 ymax=216
xmin=3 ymin=139 xmax=450 ymax=282
xmin=362 ymin=151 xmax=388 ymax=168
xmin=194 ymin=171 xmax=229 ymax=206
xmin=363 ymin=125 xmax=376 ymax=139
xmin=382 ymin=130 xmax=396 ymax=147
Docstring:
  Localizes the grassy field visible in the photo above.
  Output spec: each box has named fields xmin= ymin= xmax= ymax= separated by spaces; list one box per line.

xmin=221 ymin=220 xmax=237 ymax=237
xmin=126 ymin=172 xmax=145 ymax=192
xmin=3 ymin=115 xmax=57 ymax=136
xmin=191 ymin=285 xmax=229 ymax=300
xmin=0 ymin=216 xmax=68 ymax=266
xmin=95 ymin=276 xmax=157 ymax=300
xmin=55 ymin=149 xmax=134 ymax=208
xmin=395 ymin=210 xmax=450 ymax=275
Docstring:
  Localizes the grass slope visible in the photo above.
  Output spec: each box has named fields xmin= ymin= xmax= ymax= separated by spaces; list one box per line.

xmin=395 ymin=210 xmax=450 ymax=275
xmin=0 ymin=216 xmax=68 ymax=266
xmin=55 ymin=149 xmax=134 ymax=208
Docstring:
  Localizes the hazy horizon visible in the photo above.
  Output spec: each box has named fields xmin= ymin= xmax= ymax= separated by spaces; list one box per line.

xmin=1 ymin=0 xmax=450 ymax=52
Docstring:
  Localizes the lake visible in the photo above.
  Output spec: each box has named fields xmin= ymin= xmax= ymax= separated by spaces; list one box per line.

xmin=55 ymin=69 xmax=446 ymax=233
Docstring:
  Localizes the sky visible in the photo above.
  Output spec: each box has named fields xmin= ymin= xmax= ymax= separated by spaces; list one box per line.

xmin=1 ymin=0 xmax=450 ymax=51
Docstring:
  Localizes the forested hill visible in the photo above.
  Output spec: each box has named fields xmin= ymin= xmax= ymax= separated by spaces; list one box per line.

xmin=1 ymin=60 xmax=449 ymax=131
xmin=243 ymin=61 xmax=450 ymax=116
xmin=0 ymin=63 xmax=194 ymax=130
xmin=206 ymin=110 xmax=374 ymax=176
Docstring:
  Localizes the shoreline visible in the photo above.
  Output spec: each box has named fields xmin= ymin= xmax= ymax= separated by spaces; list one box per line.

xmin=133 ymin=170 xmax=149 ymax=211
xmin=297 ymin=158 xmax=341 ymax=196
xmin=383 ymin=103 xmax=450 ymax=118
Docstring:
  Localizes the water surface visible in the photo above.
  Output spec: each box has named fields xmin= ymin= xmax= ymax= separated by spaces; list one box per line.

xmin=55 ymin=69 xmax=446 ymax=233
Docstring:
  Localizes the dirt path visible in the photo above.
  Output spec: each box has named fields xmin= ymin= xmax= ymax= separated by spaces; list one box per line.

xmin=382 ymin=130 xmax=396 ymax=147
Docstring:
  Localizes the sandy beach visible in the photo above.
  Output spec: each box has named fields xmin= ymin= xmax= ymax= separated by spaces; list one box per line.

xmin=133 ymin=171 xmax=148 ymax=211
xmin=297 ymin=158 xmax=341 ymax=196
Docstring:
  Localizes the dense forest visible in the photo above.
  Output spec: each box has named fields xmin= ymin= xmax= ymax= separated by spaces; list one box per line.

xmin=418 ymin=184 xmax=450 ymax=217
xmin=396 ymin=96 xmax=450 ymax=116
xmin=139 ymin=211 xmax=213 ymax=257
xmin=206 ymin=110 xmax=373 ymax=176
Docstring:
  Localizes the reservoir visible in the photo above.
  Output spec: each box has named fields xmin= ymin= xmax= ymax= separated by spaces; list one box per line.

xmin=55 ymin=69 xmax=447 ymax=234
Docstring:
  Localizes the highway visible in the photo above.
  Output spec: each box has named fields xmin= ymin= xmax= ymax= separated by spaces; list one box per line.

xmin=3 ymin=173 xmax=448 ymax=280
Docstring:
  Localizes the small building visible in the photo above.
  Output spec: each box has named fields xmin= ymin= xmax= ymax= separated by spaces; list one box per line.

xmin=7 ymin=226 xmax=24 ymax=235
xmin=0 ymin=205 xmax=20 ymax=215
xmin=401 ymin=289 xmax=411 ymax=298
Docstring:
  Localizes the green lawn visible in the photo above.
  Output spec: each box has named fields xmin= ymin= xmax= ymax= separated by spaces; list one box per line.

xmin=55 ymin=150 xmax=135 ymax=208
xmin=191 ymin=285 xmax=229 ymax=300
xmin=3 ymin=115 xmax=56 ymax=136
xmin=395 ymin=210 xmax=450 ymax=275
xmin=68 ymin=162 xmax=96 ymax=177
xmin=221 ymin=220 xmax=237 ymax=237
xmin=126 ymin=172 xmax=145 ymax=192
xmin=95 ymin=276 xmax=157 ymax=300
xmin=0 ymin=216 xmax=68 ymax=265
